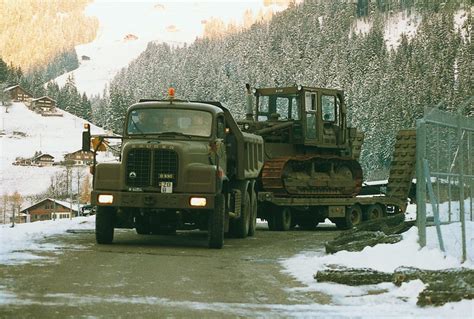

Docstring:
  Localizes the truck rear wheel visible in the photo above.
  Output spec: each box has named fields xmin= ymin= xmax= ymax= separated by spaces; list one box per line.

xmin=208 ymin=194 xmax=225 ymax=249
xmin=230 ymin=191 xmax=250 ymax=238
xmin=248 ymin=190 xmax=257 ymax=237
xmin=96 ymin=206 xmax=115 ymax=244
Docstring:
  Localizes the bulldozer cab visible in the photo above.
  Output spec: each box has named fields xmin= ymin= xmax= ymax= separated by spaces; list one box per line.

xmin=254 ymin=86 xmax=348 ymax=149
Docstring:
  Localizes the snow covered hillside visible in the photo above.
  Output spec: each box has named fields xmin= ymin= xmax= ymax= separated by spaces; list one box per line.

xmin=0 ymin=102 xmax=106 ymax=196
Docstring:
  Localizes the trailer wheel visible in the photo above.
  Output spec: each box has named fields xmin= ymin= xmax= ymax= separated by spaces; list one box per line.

xmin=365 ymin=204 xmax=384 ymax=221
xmin=208 ymin=194 xmax=225 ymax=249
xmin=267 ymin=216 xmax=277 ymax=231
xmin=335 ymin=204 xmax=362 ymax=230
xmin=248 ymin=190 xmax=257 ymax=237
xmin=298 ymin=218 xmax=319 ymax=231
xmin=96 ymin=206 xmax=115 ymax=244
xmin=275 ymin=207 xmax=292 ymax=231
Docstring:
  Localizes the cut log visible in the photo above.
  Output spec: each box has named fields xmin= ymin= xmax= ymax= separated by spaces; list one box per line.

xmin=393 ymin=266 xmax=474 ymax=286
xmin=393 ymin=266 xmax=474 ymax=307
xmin=417 ymin=279 xmax=474 ymax=307
xmin=325 ymin=231 xmax=402 ymax=254
xmin=314 ymin=266 xmax=392 ymax=286
xmin=345 ymin=213 xmax=412 ymax=236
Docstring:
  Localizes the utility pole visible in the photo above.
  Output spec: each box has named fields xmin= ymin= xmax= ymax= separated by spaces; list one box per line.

xmin=76 ymin=168 xmax=81 ymax=217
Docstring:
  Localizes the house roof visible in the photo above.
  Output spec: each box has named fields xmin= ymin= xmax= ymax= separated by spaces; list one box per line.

xmin=3 ymin=84 xmax=19 ymax=92
xmin=65 ymin=149 xmax=93 ymax=156
xmin=3 ymin=84 xmax=32 ymax=95
xmin=33 ymin=153 xmax=54 ymax=161
xmin=20 ymin=198 xmax=83 ymax=214
xmin=31 ymin=96 xmax=57 ymax=103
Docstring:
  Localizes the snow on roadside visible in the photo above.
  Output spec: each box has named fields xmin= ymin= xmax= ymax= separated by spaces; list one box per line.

xmin=281 ymin=217 xmax=473 ymax=318
xmin=0 ymin=216 xmax=95 ymax=265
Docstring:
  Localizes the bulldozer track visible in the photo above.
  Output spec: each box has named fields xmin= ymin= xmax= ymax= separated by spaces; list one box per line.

xmin=261 ymin=155 xmax=363 ymax=197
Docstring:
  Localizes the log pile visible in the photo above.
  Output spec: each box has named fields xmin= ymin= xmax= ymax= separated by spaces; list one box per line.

xmin=325 ymin=214 xmax=414 ymax=254
xmin=314 ymin=266 xmax=474 ymax=307
xmin=393 ymin=266 xmax=474 ymax=306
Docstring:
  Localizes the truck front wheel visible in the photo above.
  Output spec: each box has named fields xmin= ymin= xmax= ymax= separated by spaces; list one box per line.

xmin=96 ymin=206 xmax=115 ymax=244
xmin=208 ymin=194 xmax=225 ymax=249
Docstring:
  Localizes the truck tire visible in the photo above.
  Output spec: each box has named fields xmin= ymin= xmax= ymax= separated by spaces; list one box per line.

xmin=208 ymin=194 xmax=225 ymax=249
xmin=96 ymin=206 xmax=115 ymax=244
xmin=248 ymin=190 xmax=257 ymax=237
xmin=335 ymin=204 xmax=362 ymax=230
xmin=231 ymin=191 xmax=250 ymax=238
xmin=275 ymin=207 xmax=292 ymax=231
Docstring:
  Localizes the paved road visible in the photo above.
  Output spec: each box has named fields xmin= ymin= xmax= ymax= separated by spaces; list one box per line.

xmin=0 ymin=224 xmax=339 ymax=318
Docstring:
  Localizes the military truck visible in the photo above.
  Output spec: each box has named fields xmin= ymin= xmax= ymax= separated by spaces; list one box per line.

xmin=239 ymin=85 xmax=416 ymax=231
xmin=83 ymin=91 xmax=264 ymax=248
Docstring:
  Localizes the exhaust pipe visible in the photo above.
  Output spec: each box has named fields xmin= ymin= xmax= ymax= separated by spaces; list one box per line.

xmin=245 ymin=83 xmax=254 ymax=121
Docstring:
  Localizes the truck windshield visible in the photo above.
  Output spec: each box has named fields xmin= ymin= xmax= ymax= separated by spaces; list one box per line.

xmin=127 ymin=108 xmax=212 ymax=137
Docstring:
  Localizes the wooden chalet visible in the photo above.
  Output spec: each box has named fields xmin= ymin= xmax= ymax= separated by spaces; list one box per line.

xmin=31 ymin=96 xmax=57 ymax=114
xmin=64 ymin=150 xmax=94 ymax=165
xmin=32 ymin=153 xmax=54 ymax=166
xmin=3 ymin=84 xmax=33 ymax=102
xmin=19 ymin=198 xmax=79 ymax=222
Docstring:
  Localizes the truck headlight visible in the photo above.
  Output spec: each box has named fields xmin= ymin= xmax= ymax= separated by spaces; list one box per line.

xmin=190 ymin=197 xmax=207 ymax=207
xmin=98 ymin=194 xmax=114 ymax=204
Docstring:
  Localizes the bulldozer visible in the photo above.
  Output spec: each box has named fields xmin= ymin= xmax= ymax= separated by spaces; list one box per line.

xmin=241 ymin=84 xmax=364 ymax=198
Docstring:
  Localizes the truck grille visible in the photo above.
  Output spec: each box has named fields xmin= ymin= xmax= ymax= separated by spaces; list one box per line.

xmin=125 ymin=148 xmax=178 ymax=188
xmin=153 ymin=149 xmax=178 ymax=187
xmin=126 ymin=149 xmax=151 ymax=187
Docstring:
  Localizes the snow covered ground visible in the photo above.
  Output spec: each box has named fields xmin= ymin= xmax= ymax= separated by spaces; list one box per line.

xmin=0 ymin=216 xmax=95 ymax=265
xmin=0 ymin=102 xmax=107 ymax=196
xmin=282 ymin=200 xmax=473 ymax=318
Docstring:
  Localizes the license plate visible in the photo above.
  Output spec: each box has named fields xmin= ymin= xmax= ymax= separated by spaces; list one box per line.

xmin=160 ymin=182 xmax=173 ymax=193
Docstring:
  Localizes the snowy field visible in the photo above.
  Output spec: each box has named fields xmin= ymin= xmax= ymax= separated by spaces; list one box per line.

xmin=282 ymin=200 xmax=473 ymax=318
xmin=0 ymin=102 xmax=107 ymax=196
xmin=0 ymin=208 xmax=472 ymax=317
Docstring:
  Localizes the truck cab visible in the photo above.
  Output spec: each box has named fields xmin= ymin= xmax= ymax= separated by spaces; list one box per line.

xmin=85 ymin=96 xmax=264 ymax=249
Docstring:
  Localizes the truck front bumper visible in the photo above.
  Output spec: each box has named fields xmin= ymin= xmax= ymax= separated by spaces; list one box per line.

xmin=91 ymin=190 xmax=216 ymax=210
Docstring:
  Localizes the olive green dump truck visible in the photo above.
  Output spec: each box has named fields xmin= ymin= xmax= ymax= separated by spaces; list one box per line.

xmin=83 ymin=93 xmax=264 ymax=248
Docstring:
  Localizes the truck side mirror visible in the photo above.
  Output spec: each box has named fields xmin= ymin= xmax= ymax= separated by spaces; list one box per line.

xmin=82 ymin=123 xmax=91 ymax=152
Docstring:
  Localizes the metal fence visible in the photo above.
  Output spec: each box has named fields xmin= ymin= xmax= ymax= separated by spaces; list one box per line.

xmin=416 ymin=108 xmax=474 ymax=262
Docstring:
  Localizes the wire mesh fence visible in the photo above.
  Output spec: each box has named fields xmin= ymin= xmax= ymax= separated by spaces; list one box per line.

xmin=416 ymin=108 xmax=473 ymax=262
